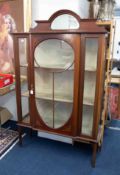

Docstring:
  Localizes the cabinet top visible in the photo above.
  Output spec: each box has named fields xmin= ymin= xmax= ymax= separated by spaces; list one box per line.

xmin=12 ymin=9 xmax=107 ymax=35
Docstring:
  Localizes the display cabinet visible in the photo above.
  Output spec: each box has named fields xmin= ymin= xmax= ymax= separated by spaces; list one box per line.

xmin=12 ymin=10 xmax=106 ymax=167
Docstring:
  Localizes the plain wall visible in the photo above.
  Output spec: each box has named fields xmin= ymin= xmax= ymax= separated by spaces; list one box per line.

xmin=31 ymin=0 xmax=89 ymax=27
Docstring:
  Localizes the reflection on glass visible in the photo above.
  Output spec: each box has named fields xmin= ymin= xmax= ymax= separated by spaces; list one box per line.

xmin=81 ymin=38 xmax=98 ymax=136
xmin=34 ymin=39 xmax=74 ymax=128
xmin=18 ymin=38 xmax=28 ymax=66
xmin=51 ymin=14 xmax=79 ymax=30
xmin=85 ymin=38 xmax=98 ymax=71
xmin=34 ymin=39 xmax=74 ymax=71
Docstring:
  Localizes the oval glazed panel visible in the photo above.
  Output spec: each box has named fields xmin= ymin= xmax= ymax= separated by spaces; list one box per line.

xmin=34 ymin=39 xmax=74 ymax=129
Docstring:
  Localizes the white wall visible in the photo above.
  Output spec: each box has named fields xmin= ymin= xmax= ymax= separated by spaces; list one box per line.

xmin=113 ymin=17 xmax=120 ymax=60
xmin=31 ymin=0 xmax=89 ymax=26
xmin=115 ymin=0 xmax=120 ymax=8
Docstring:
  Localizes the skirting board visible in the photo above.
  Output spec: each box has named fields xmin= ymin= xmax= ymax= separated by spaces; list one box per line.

xmin=38 ymin=131 xmax=72 ymax=144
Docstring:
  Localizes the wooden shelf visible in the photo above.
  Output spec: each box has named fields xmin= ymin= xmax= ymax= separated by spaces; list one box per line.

xmin=110 ymin=77 xmax=120 ymax=84
xmin=96 ymin=20 xmax=113 ymax=27
xmin=110 ymin=58 xmax=120 ymax=62
xmin=111 ymin=75 xmax=120 ymax=78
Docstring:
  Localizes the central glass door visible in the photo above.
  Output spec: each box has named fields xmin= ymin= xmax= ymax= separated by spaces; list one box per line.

xmin=34 ymin=39 xmax=74 ymax=129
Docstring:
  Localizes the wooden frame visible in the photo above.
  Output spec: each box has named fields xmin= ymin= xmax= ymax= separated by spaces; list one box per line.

xmin=12 ymin=9 xmax=107 ymax=167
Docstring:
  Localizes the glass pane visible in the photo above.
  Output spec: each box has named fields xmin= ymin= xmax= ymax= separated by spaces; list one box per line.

xmin=34 ymin=39 xmax=74 ymax=70
xmin=85 ymin=38 xmax=98 ymax=71
xmin=36 ymin=99 xmax=53 ymax=128
xmin=54 ymin=102 xmax=73 ymax=128
xmin=34 ymin=39 xmax=74 ymax=128
xmin=18 ymin=38 xmax=29 ymax=124
xmin=19 ymin=38 xmax=28 ymax=66
xmin=51 ymin=14 xmax=79 ymax=30
xmin=82 ymin=105 xmax=94 ymax=135
xmin=54 ymin=70 xmax=73 ymax=128
xmin=35 ymin=69 xmax=53 ymax=127
xmin=81 ymin=38 xmax=98 ymax=136
xmin=83 ymin=72 xmax=96 ymax=106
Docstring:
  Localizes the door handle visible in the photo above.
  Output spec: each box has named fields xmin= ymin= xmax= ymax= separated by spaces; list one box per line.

xmin=30 ymin=89 xmax=34 ymax=95
xmin=30 ymin=84 xmax=34 ymax=95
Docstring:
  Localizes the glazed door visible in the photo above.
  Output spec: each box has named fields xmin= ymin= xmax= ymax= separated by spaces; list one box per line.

xmin=30 ymin=35 xmax=80 ymax=136
xmin=13 ymin=35 xmax=30 ymax=126
xmin=79 ymin=35 xmax=105 ymax=138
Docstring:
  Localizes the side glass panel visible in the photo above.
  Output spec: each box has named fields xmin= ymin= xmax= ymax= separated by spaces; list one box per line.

xmin=18 ymin=38 xmax=30 ymax=124
xmin=81 ymin=38 xmax=98 ymax=136
xmin=51 ymin=14 xmax=79 ymax=30
xmin=34 ymin=39 xmax=74 ymax=129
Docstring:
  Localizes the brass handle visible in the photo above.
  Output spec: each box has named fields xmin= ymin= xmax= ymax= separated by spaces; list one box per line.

xmin=30 ymin=89 xmax=34 ymax=95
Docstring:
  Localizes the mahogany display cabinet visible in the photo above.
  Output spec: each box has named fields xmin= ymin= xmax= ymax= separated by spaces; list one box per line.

xmin=12 ymin=10 xmax=107 ymax=167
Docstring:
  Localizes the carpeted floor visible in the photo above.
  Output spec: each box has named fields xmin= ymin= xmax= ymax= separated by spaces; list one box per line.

xmin=0 ymin=121 xmax=120 ymax=175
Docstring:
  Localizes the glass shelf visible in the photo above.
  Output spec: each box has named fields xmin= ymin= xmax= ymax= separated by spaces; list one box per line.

xmin=20 ymin=63 xmax=74 ymax=70
xmin=34 ymin=63 xmax=74 ymax=71
xmin=22 ymin=91 xmax=73 ymax=103
xmin=22 ymin=115 xmax=30 ymax=124
xmin=20 ymin=64 xmax=28 ymax=67
xmin=83 ymin=97 xmax=94 ymax=106
xmin=85 ymin=67 xmax=96 ymax=72
xmin=20 ymin=114 xmax=30 ymax=125
xmin=22 ymin=90 xmax=95 ymax=106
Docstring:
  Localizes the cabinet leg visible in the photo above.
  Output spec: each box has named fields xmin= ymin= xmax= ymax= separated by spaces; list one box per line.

xmin=30 ymin=128 xmax=33 ymax=137
xmin=18 ymin=126 xmax=22 ymax=146
xmin=91 ymin=143 xmax=97 ymax=168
